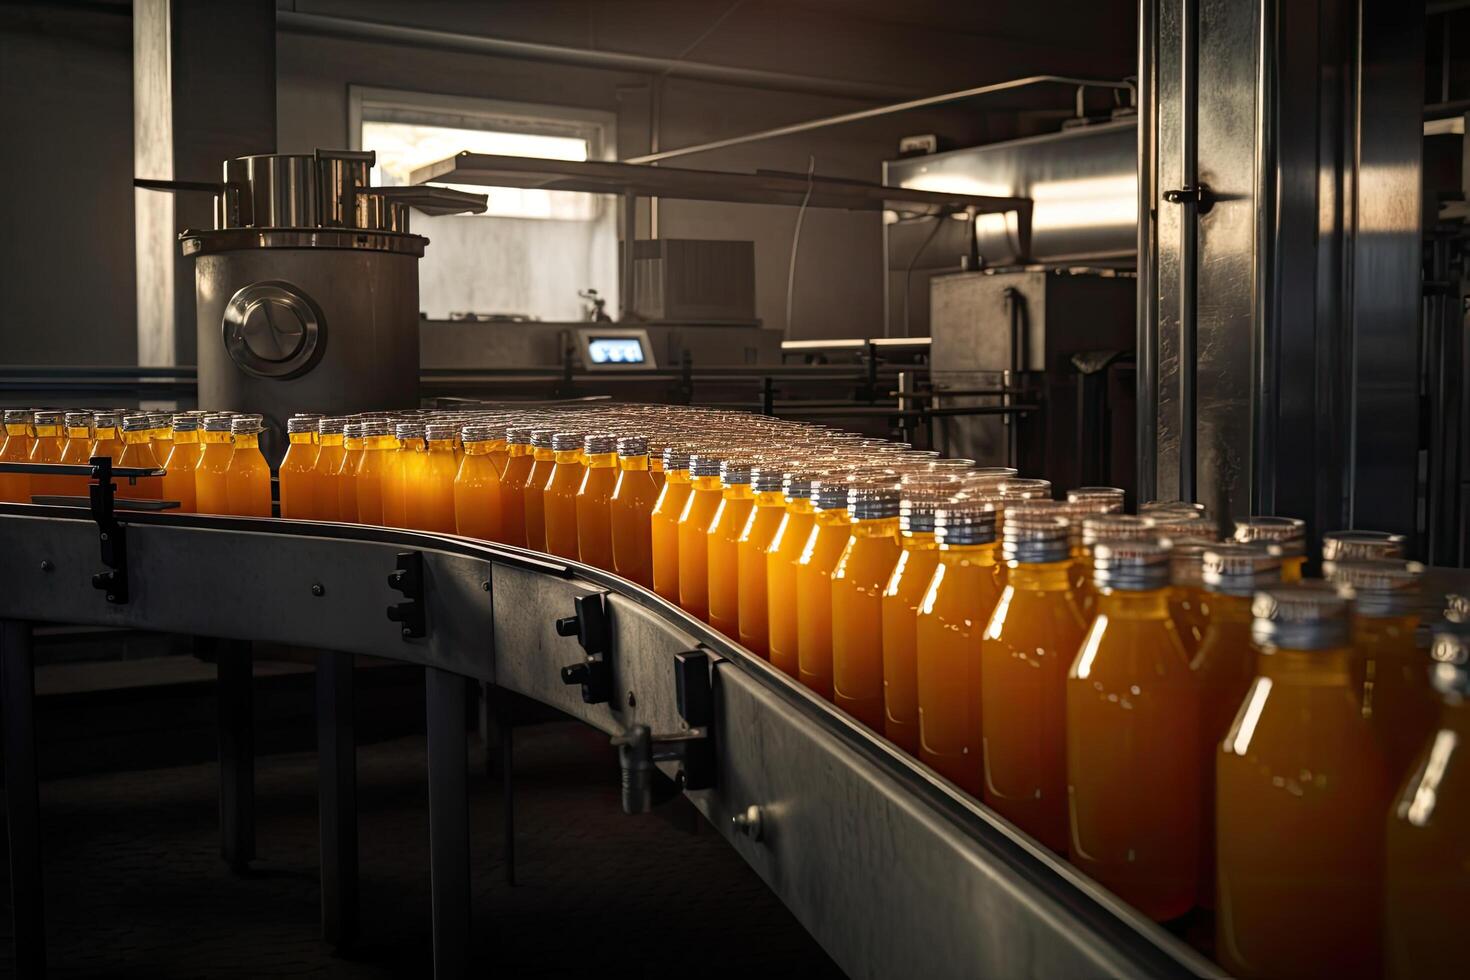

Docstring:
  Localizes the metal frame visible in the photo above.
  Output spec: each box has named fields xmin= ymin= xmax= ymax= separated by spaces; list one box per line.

xmin=0 ymin=502 xmax=1219 ymax=978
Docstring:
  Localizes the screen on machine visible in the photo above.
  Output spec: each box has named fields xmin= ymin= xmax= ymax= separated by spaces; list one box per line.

xmin=586 ymin=336 xmax=646 ymax=365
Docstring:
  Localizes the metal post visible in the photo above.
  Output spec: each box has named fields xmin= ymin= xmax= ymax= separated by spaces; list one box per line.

xmin=426 ymin=668 xmax=469 ymax=979
xmin=1177 ymin=0 xmax=1199 ymax=503
xmin=620 ymin=190 xmax=638 ymax=322
xmin=216 ymin=639 xmax=255 ymax=871
xmin=316 ymin=650 xmax=358 ymax=947
xmin=496 ymin=688 xmax=515 ymax=888
xmin=1136 ymin=0 xmax=1159 ymax=502
xmin=2 ymin=620 xmax=44 ymax=976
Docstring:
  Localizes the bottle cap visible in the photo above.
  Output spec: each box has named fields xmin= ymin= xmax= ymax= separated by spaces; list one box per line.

xmin=998 ymin=478 xmax=1052 ymax=502
xmin=317 ymin=417 xmax=346 ymax=435
xmin=229 ymin=415 xmax=264 ymax=435
xmin=689 ymin=452 xmax=724 ymax=478
xmin=123 ymin=413 xmax=158 ymax=432
xmin=849 ymin=483 xmax=901 ymax=521
xmin=1201 ymin=543 xmax=1283 ymax=596
xmin=582 ymin=433 xmax=616 ymax=455
xmin=782 ymin=469 xmax=820 ymax=501
xmin=463 ymin=423 xmax=502 ymax=443
xmin=32 ymin=410 xmax=63 ymax=426
xmin=531 ymin=429 xmax=557 ymax=449
xmin=617 ymin=436 xmax=648 ymax=458
xmin=4 ymin=409 xmax=33 ymax=425
xmin=1234 ymin=516 xmax=1306 ymax=557
xmin=203 ymin=413 xmax=235 ymax=432
xmin=149 ymin=411 xmax=174 ymax=428
xmin=551 ymin=432 xmax=584 ymax=452
xmin=64 ymin=411 xmax=93 ymax=428
xmin=506 ymin=426 xmax=534 ymax=446
xmin=814 ymin=473 xmax=851 ymax=512
xmin=1429 ymin=620 xmax=1470 ymax=698
xmin=425 ymin=423 xmax=456 ymax=441
xmin=359 ymin=419 xmax=392 ymax=437
xmin=1321 ymin=530 xmax=1407 ymax=563
xmin=1447 ymin=593 xmax=1470 ymax=624
xmin=1169 ymin=541 xmax=1210 ymax=589
xmin=968 ymin=466 xmax=1018 ymax=483
xmin=287 ymin=415 xmax=319 ymax=434
xmin=1093 ymin=538 xmax=1171 ymax=591
xmin=926 ymin=458 xmax=974 ymax=472
xmin=1141 ymin=499 xmax=1208 ymax=517
xmin=1002 ymin=501 xmax=1072 ymax=564
xmin=1326 ymin=559 xmax=1424 ymax=617
xmin=171 ymin=414 xmax=201 ymax=433
xmin=899 ymin=475 xmax=960 ymax=534
xmin=1081 ymin=513 xmax=1156 ymax=548
xmin=1148 ymin=512 xmax=1219 ymax=542
xmin=934 ymin=498 xmax=997 ymax=546
xmin=1250 ymin=584 xmax=1350 ymax=651
xmin=662 ymin=445 xmax=692 ymax=471
xmin=750 ymin=463 xmax=786 ymax=493
xmin=93 ymin=411 xmax=121 ymax=430
xmin=395 ymin=421 xmax=426 ymax=441
xmin=719 ymin=458 xmax=754 ymax=485
xmin=1065 ymin=486 xmax=1125 ymax=512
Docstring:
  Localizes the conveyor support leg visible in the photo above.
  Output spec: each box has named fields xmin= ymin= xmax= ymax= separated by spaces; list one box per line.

xmin=216 ymin=639 xmax=255 ymax=872
xmin=316 ymin=650 xmax=358 ymax=947
xmin=2 ymin=619 xmax=45 ymax=976
xmin=426 ymin=667 xmax=469 ymax=979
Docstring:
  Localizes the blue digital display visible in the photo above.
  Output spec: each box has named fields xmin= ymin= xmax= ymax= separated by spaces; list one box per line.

xmin=587 ymin=337 xmax=646 ymax=365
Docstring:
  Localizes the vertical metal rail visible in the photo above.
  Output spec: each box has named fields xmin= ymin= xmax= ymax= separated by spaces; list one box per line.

xmin=316 ymin=650 xmax=358 ymax=946
xmin=426 ymin=667 xmax=469 ymax=980
xmin=2 ymin=619 xmax=45 ymax=976
xmin=1252 ymin=0 xmax=1280 ymax=518
xmin=1136 ymin=0 xmax=1160 ymax=501
xmin=1177 ymin=0 xmax=1200 ymax=504
xmin=620 ymin=190 xmax=639 ymax=322
xmin=216 ymin=639 xmax=256 ymax=871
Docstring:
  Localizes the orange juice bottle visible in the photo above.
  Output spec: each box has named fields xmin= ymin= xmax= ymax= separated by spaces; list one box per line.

xmin=1067 ymin=539 xmax=1200 ymax=920
xmin=311 ymin=418 xmax=345 ymax=521
xmin=354 ymin=420 xmax=396 ymax=525
xmin=116 ymin=414 xmax=164 ymax=501
xmin=1074 ymin=511 xmax=1156 ymax=620
xmin=1329 ymin=559 xmax=1432 ymax=778
xmin=194 ymin=414 xmax=235 ymax=514
xmin=58 ymin=412 xmax=95 ymax=498
xmin=880 ymin=477 xmax=956 ymax=753
xmin=452 ymin=422 xmax=503 ymax=539
xmin=522 ymin=430 xmax=558 ymax=552
xmin=796 ymin=475 xmax=854 ymax=699
xmin=27 ymin=410 xmax=66 ymax=498
xmin=707 ymin=458 xmax=757 ymax=637
xmin=224 ymin=415 xmax=270 ymax=516
xmin=1063 ymin=487 xmax=1125 ymax=611
xmin=486 ymin=425 xmax=510 ymax=477
xmin=278 ymin=415 xmax=319 ymax=519
xmin=1216 ymin=585 xmax=1392 ymax=978
xmin=610 ymin=436 xmax=658 ymax=588
xmin=915 ymin=498 xmax=1002 ymax=793
xmin=1193 ymin=541 xmax=1281 ymax=908
xmin=543 ymin=432 xmax=586 ymax=559
xmin=148 ymin=412 xmax=175 ymax=467
xmin=650 ymin=446 xmax=693 ymax=602
xmin=576 ymin=434 xmax=618 ymax=569
xmin=335 ymin=421 xmax=363 ymax=523
xmin=831 ymin=483 xmax=903 ymax=729
xmin=677 ymin=452 xmax=726 ymax=621
xmin=649 ymin=442 xmax=667 ymax=491
xmin=0 ymin=409 xmax=36 ymax=503
xmin=413 ymin=422 xmax=458 ymax=533
xmin=1233 ymin=515 xmax=1306 ymax=581
xmin=496 ymin=427 xmax=533 ymax=548
xmin=379 ymin=423 xmax=412 ymax=527
xmin=1385 ymin=621 xmax=1470 ymax=980
xmin=90 ymin=412 xmax=124 ymax=465
xmin=1148 ymin=512 xmax=1219 ymax=654
xmin=162 ymin=415 xmax=200 ymax=512
xmin=767 ymin=469 xmax=817 ymax=678
xmin=735 ymin=462 xmax=789 ymax=657
xmin=980 ymin=503 xmax=1086 ymax=852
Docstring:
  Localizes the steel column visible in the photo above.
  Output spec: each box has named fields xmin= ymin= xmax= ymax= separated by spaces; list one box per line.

xmin=426 ymin=667 xmax=469 ymax=979
xmin=316 ymin=650 xmax=358 ymax=946
xmin=215 ymin=639 xmax=256 ymax=871
xmin=2 ymin=619 xmax=44 ymax=976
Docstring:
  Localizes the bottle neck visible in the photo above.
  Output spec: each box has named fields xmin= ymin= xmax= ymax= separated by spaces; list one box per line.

xmin=554 ymin=449 xmax=582 ymax=465
xmin=66 ymin=426 xmax=92 ymax=440
xmin=507 ymin=443 xmax=531 ymax=458
xmin=722 ymin=482 xmax=754 ymax=500
xmin=691 ymin=474 xmax=722 ymax=491
xmin=814 ymin=508 xmax=851 ymax=528
xmin=852 ymin=516 xmax=900 ymax=537
xmin=664 ymin=468 xmax=691 ymax=485
xmin=754 ymin=489 xmax=785 ymax=507
xmin=488 ymin=439 xmax=507 ymax=453
xmin=901 ymin=530 xmax=938 ymax=551
xmin=585 ymin=451 xmax=617 ymax=469
xmin=464 ymin=440 xmax=494 ymax=456
xmin=364 ymin=434 xmax=396 ymax=451
xmin=173 ymin=430 xmax=200 ymax=446
xmin=1007 ymin=560 xmax=1074 ymax=590
xmin=318 ymin=433 xmax=343 ymax=448
xmin=533 ymin=447 xmax=555 ymax=461
xmin=1206 ymin=592 xmax=1253 ymax=622
xmin=4 ymin=424 xmax=27 ymax=437
xmin=202 ymin=430 xmax=232 ymax=446
xmin=428 ymin=438 xmax=454 ymax=454
xmin=619 ymin=454 xmax=650 ymax=472
xmin=344 ymin=438 xmax=364 ymax=452
xmin=1097 ymin=588 xmax=1172 ymax=619
xmin=94 ymin=426 xmax=119 ymax=442
xmin=1261 ymin=646 xmax=1355 ymax=684
xmin=233 ymin=433 xmax=260 ymax=450
xmin=939 ymin=540 xmax=998 ymax=565
xmin=122 ymin=430 xmax=151 ymax=446
xmin=289 ymin=433 xmax=313 ymax=446
xmin=34 ymin=424 xmax=61 ymax=438
xmin=786 ymin=497 xmax=815 ymax=515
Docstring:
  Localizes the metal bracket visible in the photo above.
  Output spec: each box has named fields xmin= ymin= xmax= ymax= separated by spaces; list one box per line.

xmin=610 ymin=649 xmax=715 ymax=814
xmin=1162 ymin=183 xmax=1214 ymax=214
xmin=88 ymin=456 xmax=128 ymax=605
xmin=556 ymin=591 xmax=612 ymax=704
xmin=385 ymin=551 xmax=427 ymax=638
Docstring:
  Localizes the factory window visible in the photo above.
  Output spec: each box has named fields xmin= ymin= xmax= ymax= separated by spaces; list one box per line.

xmin=350 ymin=87 xmax=618 ymax=321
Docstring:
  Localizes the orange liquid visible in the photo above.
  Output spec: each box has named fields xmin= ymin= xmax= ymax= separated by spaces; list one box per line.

xmin=735 ymin=490 xmax=787 ymax=657
xmin=194 ymin=431 xmax=234 ymax=515
xmin=58 ymin=426 xmax=95 ymax=499
xmin=575 ymin=451 xmax=618 ymax=569
xmin=915 ymin=541 xmax=1002 ymax=794
xmin=497 ymin=444 xmax=532 ymax=548
xmin=650 ymin=456 xmax=665 ymax=491
xmin=650 ymin=468 xmax=692 ymax=603
xmin=27 ymin=425 xmax=66 ymax=498
xmin=1281 ymin=554 xmax=1306 ymax=582
xmin=312 ymin=435 xmax=344 ymax=522
xmin=1215 ymin=646 xmax=1392 ymax=978
xmin=380 ymin=442 xmax=409 ymax=527
xmin=453 ymin=445 xmax=504 ymax=539
xmin=278 ymin=433 xmax=318 ymax=519
xmin=543 ymin=450 xmax=585 ymax=560
xmin=677 ymin=475 xmax=724 ymax=621
xmin=795 ymin=509 xmax=852 ymax=699
xmin=1357 ymin=613 xmax=1435 ymax=779
xmin=91 ymin=428 xmax=124 ymax=467
xmin=522 ymin=447 xmax=556 ymax=552
xmin=335 ymin=438 xmax=362 ymax=523
xmin=979 ymin=560 xmax=1086 ymax=852
xmin=831 ymin=516 xmax=902 ymax=729
xmin=1170 ymin=585 xmax=1210 ymax=655
xmin=0 ymin=424 xmax=34 ymax=502
xmin=610 ymin=455 xmax=658 ymax=588
xmin=224 ymin=434 xmax=270 ymax=516
xmin=766 ymin=500 xmax=815 ymax=678
xmin=355 ymin=436 xmax=394 ymax=525
xmin=162 ymin=432 xmax=200 ymax=513
xmin=1067 ymin=588 xmax=1200 ymax=920
xmin=707 ymin=483 xmax=756 ymax=638
xmin=1071 ymin=547 xmax=1098 ymax=619
xmin=117 ymin=432 xmax=163 ymax=500
xmin=412 ymin=440 xmax=457 ymax=533
xmin=1385 ymin=700 xmax=1470 ymax=980
xmin=488 ymin=439 xmax=509 ymax=477
xmin=881 ymin=531 xmax=941 ymax=754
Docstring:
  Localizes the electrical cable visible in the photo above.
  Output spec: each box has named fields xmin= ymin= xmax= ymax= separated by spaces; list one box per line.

xmin=901 ymin=213 xmax=948 ymax=337
xmin=785 ymin=155 xmax=816 ymax=336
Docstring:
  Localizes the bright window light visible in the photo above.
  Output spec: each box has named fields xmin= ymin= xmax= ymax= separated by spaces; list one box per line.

xmin=362 ymin=120 xmax=594 ymax=220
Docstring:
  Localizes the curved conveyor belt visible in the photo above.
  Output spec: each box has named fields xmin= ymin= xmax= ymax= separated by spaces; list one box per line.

xmin=0 ymin=503 xmax=1221 ymax=978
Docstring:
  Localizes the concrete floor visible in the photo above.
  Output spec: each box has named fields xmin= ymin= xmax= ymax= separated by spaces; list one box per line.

xmin=0 ymin=720 xmax=843 ymax=978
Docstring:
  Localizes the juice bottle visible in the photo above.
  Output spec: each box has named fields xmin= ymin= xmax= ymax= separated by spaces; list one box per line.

xmin=354 ymin=420 xmax=396 ymax=525
xmin=980 ymin=503 xmax=1086 ymax=852
xmin=311 ymin=417 xmax=345 ymax=522
xmin=1233 ymin=515 xmax=1307 ymax=582
xmin=575 ymin=434 xmax=619 ymax=570
xmin=543 ymin=432 xmax=587 ymax=560
xmin=649 ymin=443 xmax=667 ymax=491
xmin=1216 ymin=585 xmax=1393 ymax=978
xmin=677 ymin=452 xmax=726 ymax=622
xmin=58 ymin=412 xmax=95 ymax=499
xmin=27 ymin=410 xmax=66 ymax=498
xmin=832 ymin=483 xmax=903 ymax=729
xmin=455 ymin=423 xmax=504 ymax=539
xmin=224 ymin=415 xmax=270 ymax=516
xmin=1074 ymin=512 xmax=1156 ymax=619
xmin=413 ymin=422 xmax=458 ymax=533
xmin=278 ymin=415 xmax=319 ymax=519
xmin=1329 ymin=559 xmax=1432 ymax=778
xmin=497 ymin=427 xmax=533 ymax=548
xmin=735 ymin=462 xmax=789 ymax=657
xmin=90 ymin=412 xmax=124 ymax=465
xmin=379 ymin=423 xmax=413 ymax=527
xmin=194 ymin=414 xmax=236 ymax=514
xmin=1063 ymin=488 xmax=1125 ymax=607
xmin=0 ymin=409 xmax=35 ymax=503
xmin=650 ymin=447 xmax=694 ymax=602
xmin=1066 ymin=539 xmax=1200 ymax=920
xmin=1385 ymin=621 xmax=1470 ymax=980
xmin=522 ymin=430 xmax=558 ymax=552
xmin=915 ymin=498 xmax=1002 ymax=793
xmin=1147 ymin=512 xmax=1219 ymax=654
xmin=767 ymin=469 xmax=817 ymax=678
xmin=880 ymin=478 xmax=956 ymax=753
xmin=335 ymin=421 xmax=363 ymax=523
xmin=1322 ymin=528 xmax=1406 ymax=565
xmin=486 ymin=425 xmax=510 ymax=477
xmin=148 ymin=412 xmax=175 ymax=467
xmin=707 ymin=459 xmax=757 ymax=638
xmin=162 ymin=414 xmax=200 ymax=513
xmin=116 ymin=414 xmax=164 ymax=501
xmin=795 ymin=475 xmax=853 ymax=699
xmin=610 ymin=436 xmax=658 ymax=588
xmin=1192 ymin=541 xmax=1282 ymax=908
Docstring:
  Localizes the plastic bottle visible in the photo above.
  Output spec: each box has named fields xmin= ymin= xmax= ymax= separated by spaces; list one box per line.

xmin=450 ymin=422 xmax=502 ymax=539
xmin=610 ymin=435 xmax=658 ymax=588
xmin=1063 ymin=487 xmax=1126 ymax=615
xmin=90 ymin=412 xmax=124 ymax=465
xmin=0 ymin=409 xmax=35 ymax=503
xmin=278 ymin=415 xmax=320 ymax=519
xmin=707 ymin=458 xmax=757 ymax=638
xmin=543 ymin=431 xmax=587 ymax=560
xmin=767 ymin=468 xmax=818 ymax=679
xmin=335 ymin=421 xmax=363 ymax=523
xmin=148 ymin=412 xmax=176 ymax=468
xmin=576 ymin=433 xmax=619 ymax=570
xmin=497 ymin=427 xmax=534 ymax=548
xmin=677 ymin=451 xmax=725 ymax=622
xmin=651 ymin=446 xmax=693 ymax=604
xmin=162 ymin=415 xmax=200 ymax=513
xmin=795 ymin=474 xmax=854 ymax=699
xmin=379 ymin=423 xmax=413 ymax=528
xmin=27 ymin=410 xmax=66 ymax=498
xmin=58 ymin=412 xmax=95 ymax=499
xmin=194 ymin=414 xmax=236 ymax=515
xmin=311 ymin=417 xmax=345 ymax=522
xmin=734 ymin=462 xmax=789 ymax=657
xmin=832 ymin=483 xmax=903 ymax=729
xmin=224 ymin=415 xmax=270 ymax=516
xmin=354 ymin=420 xmax=396 ymax=525
xmin=1067 ymin=538 xmax=1200 ymax=920
xmin=521 ymin=429 xmax=557 ymax=551
xmin=1233 ymin=516 xmax=1307 ymax=582
xmin=413 ymin=422 xmax=458 ymax=533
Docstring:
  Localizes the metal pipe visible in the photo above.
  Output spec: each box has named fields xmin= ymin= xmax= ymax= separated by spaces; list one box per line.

xmin=620 ymin=191 xmax=638 ymax=321
xmin=1136 ymin=0 xmax=1159 ymax=503
xmin=625 ymin=75 xmax=1137 ymax=164
xmin=276 ymin=10 xmax=914 ymax=102
xmin=1177 ymin=0 xmax=1199 ymax=504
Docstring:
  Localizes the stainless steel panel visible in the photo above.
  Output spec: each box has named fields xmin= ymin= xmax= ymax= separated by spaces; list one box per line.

xmin=418 ymin=319 xmax=781 ymax=370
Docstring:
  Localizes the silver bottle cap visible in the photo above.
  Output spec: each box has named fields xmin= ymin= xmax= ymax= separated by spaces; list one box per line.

xmin=720 ymin=458 xmax=754 ymax=485
xmin=64 ymin=411 xmax=93 ymax=429
xmin=32 ymin=410 xmax=64 ymax=426
xmin=4 ymin=409 xmax=32 ymax=425
xmin=849 ymin=483 xmax=901 ymax=521
xmin=229 ymin=415 xmax=263 ymax=435
xmin=551 ymin=432 xmax=584 ymax=453
xmin=1141 ymin=499 xmax=1207 ymax=517
xmin=1081 ymin=513 xmax=1156 ymax=548
xmin=1321 ymin=529 xmax=1407 ymax=563
xmin=1002 ymin=501 xmax=1072 ymax=564
xmin=750 ymin=464 xmax=785 ymax=493
xmin=1065 ymin=486 xmax=1125 ymax=512
xmin=583 ymin=433 xmax=617 ymax=455
xmin=1326 ymin=559 xmax=1423 ymax=617
xmin=1234 ymin=516 xmax=1306 ymax=557
xmin=425 ymin=423 xmax=456 ymax=441
xmin=462 ymin=423 xmax=500 ymax=443
xmin=93 ymin=411 xmax=121 ymax=430
xmin=782 ymin=470 xmax=819 ymax=501
xmin=662 ymin=445 xmax=692 ymax=471
xmin=359 ymin=419 xmax=392 ymax=438
xmin=1148 ymin=512 xmax=1219 ymax=543
xmin=318 ymin=416 xmax=346 ymax=436
xmin=287 ymin=414 xmax=320 ymax=434
xmin=1251 ymin=585 xmax=1350 ymax=651
xmin=617 ymin=436 xmax=648 ymax=458
xmin=814 ymin=474 xmax=851 ymax=512
xmin=1169 ymin=541 xmax=1209 ymax=589
xmin=934 ymin=499 xmax=997 ymax=546
xmin=1201 ymin=543 xmax=1283 ymax=597
xmin=121 ymin=413 xmax=154 ymax=432
xmin=507 ymin=427 xmax=534 ymax=446
xmin=998 ymin=477 xmax=1052 ymax=502
xmin=171 ymin=414 xmax=201 ymax=433
xmin=396 ymin=421 xmax=426 ymax=441
xmin=689 ymin=452 xmax=723 ymax=478
xmin=203 ymin=413 xmax=235 ymax=432
xmin=1093 ymin=538 xmax=1172 ymax=591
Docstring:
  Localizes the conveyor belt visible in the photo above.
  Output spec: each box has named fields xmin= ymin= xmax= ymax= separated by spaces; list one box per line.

xmin=0 ymin=502 xmax=1221 ymax=978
